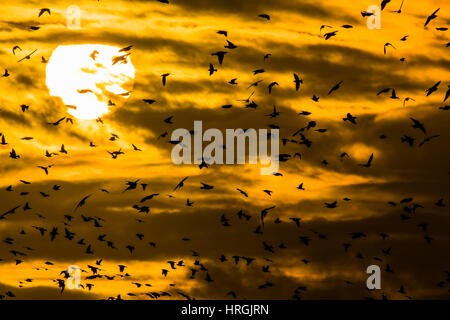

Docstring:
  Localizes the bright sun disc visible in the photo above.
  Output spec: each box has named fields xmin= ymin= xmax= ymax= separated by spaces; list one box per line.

xmin=46 ymin=44 xmax=135 ymax=120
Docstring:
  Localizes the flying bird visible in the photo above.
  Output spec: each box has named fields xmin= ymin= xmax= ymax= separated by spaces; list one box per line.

xmin=426 ymin=81 xmax=440 ymax=96
xmin=268 ymin=82 xmax=279 ymax=94
xmin=37 ymin=165 xmax=54 ymax=175
xmin=217 ymin=30 xmax=227 ymax=37
xmin=410 ymin=118 xmax=426 ymax=134
xmin=391 ymin=0 xmax=404 ymax=13
xmin=380 ymin=0 xmax=391 ymax=10
xmin=325 ymin=201 xmax=337 ymax=208
xmin=261 ymin=206 xmax=276 ymax=227
xmin=383 ymin=43 xmax=396 ymax=55
xmin=258 ymin=14 xmax=270 ymax=20
xmin=47 ymin=117 xmax=65 ymax=126
xmin=359 ymin=153 xmax=374 ymax=167
xmin=343 ymin=113 xmax=357 ymax=124
xmin=75 ymin=195 xmax=91 ymax=211
xmin=12 ymin=45 xmax=21 ymax=55
xmin=90 ymin=50 xmax=99 ymax=60
xmin=236 ymin=188 xmax=248 ymax=197
xmin=17 ymin=49 xmax=37 ymax=62
xmin=390 ymin=88 xmax=399 ymax=99
xmin=38 ymin=8 xmax=51 ymax=17
xmin=361 ymin=11 xmax=375 ymax=17
xmin=119 ymin=45 xmax=133 ymax=52
xmin=208 ymin=64 xmax=217 ymax=76
xmin=293 ymin=73 xmax=303 ymax=91
xmin=418 ymin=135 xmax=439 ymax=147
xmin=224 ymin=40 xmax=237 ymax=49
xmin=174 ymin=177 xmax=189 ymax=190
xmin=164 ymin=116 xmax=173 ymax=124
xmin=320 ymin=25 xmax=333 ymax=35
xmin=403 ymin=97 xmax=415 ymax=107
xmin=377 ymin=88 xmax=391 ymax=95
xmin=323 ymin=30 xmax=337 ymax=40
xmin=211 ymin=51 xmax=227 ymax=65
xmin=112 ymin=53 xmax=130 ymax=65
xmin=266 ymin=105 xmax=280 ymax=118
xmin=328 ymin=81 xmax=343 ymax=95
xmin=161 ymin=73 xmax=170 ymax=86
xmin=444 ymin=86 xmax=450 ymax=102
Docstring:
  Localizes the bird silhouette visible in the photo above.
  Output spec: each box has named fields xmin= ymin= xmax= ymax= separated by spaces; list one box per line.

xmin=343 ymin=113 xmax=357 ymax=124
xmin=360 ymin=153 xmax=374 ymax=167
xmin=426 ymin=81 xmax=440 ymax=96
xmin=384 ymin=43 xmax=396 ymax=55
xmin=17 ymin=49 xmax=37 ymax=62
xmin=174 ymin=177 xmax=189 ymax=190
xmin=328 ymin=81 xmax=343 ymax=95
xmin=208 ymin=64 xmax=217 ymax=75
xmin=258 ymin=14 xmax=270 ymax=20
xmin=424 ymin=8 xmax=439 ymax=27
xmin=391 ymin=0 xmax=404 ymax=13
xmin=212 ymin=51 xmax=226 ymax=65
xmin=323 ymin=30 xmax=337 ymax=40
xmin=75 ymin=195 xmax=91 ymax=211
xmin=293 ymin=73 xmax=303 ymax=91
xmin=380 ymin=0 xmax=391 ymax=10
xmin=410 ymin=117 xmax=426 ymax=134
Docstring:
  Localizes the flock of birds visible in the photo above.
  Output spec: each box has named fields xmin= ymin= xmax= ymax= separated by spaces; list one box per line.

xmin=0 ymin=1 xmax=449 ymax=300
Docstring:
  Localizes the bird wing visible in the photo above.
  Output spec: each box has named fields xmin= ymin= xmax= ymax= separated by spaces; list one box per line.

xmin=368 ymin=153 xmax=374 ymax=165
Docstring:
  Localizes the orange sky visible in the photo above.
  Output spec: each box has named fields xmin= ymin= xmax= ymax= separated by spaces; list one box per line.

xmin=0 ymin=0 xmax=449 ymax=300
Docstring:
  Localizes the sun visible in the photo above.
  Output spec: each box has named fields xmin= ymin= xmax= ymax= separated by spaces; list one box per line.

xmin=46 ymin=44 xmax=135 ymax=120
